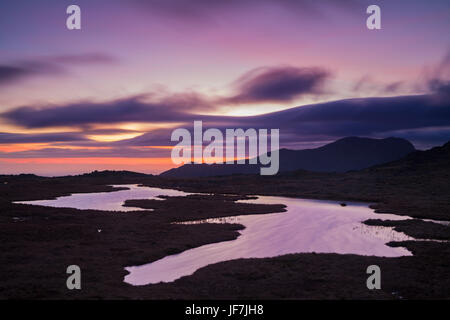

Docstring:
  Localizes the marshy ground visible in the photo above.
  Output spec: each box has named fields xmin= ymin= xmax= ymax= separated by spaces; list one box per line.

xmin=0 ymin=168 xmax=449 ymax=299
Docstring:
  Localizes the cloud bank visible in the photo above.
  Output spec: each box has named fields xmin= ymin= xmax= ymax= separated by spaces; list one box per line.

xmin=0 ymin=53 xmax=116 ymax=87
xmin=224 ymin=66 xmax=331 ymax=104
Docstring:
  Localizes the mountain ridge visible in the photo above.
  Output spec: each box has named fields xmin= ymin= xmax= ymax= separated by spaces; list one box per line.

xmin=161 ymin=136 xmax=416 ymax=178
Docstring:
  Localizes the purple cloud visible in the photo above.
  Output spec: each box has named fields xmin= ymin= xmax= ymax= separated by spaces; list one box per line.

xmin=0 ymin=65 xmax=34 ymax=84
xmin=225 ymin=66 xmax=331 ymax=104
xmin=0 ymin=53 xmax=117 ymax=86
xmin=0 ymin=95 xmax=211 ymax=128
xmin=2 ymin=92 xmax=450 ymax=152
xmin=0 ymin=132 xmax=86 ymax=144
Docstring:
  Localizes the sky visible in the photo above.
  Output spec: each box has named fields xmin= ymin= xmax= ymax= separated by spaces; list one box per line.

xmin=0 ymin=0 xmax=449 ymax=175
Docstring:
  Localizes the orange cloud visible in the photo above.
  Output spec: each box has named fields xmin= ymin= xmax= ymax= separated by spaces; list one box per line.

xmin=0 ymin=144 xmax=112 ymax=153
xmin=0 ymin=157 xmax=171 ymax=165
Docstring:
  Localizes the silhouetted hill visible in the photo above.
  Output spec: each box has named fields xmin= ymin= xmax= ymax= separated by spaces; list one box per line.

xmin=0 ymin=173 xmax=40 ymax=180
xmin=78 ymin=170 xmax=152 ymax=178
xmin=161 ymin=137 xmax=415 ymax=178
xmin=364 ymin=140 xmax=450 ymax=174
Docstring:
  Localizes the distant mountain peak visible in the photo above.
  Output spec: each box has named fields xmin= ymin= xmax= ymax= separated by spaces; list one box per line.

xmin=161 ymin=136 xmax=416 ymax=178
xmin=80 ymin=170 xmax=152 ymax=177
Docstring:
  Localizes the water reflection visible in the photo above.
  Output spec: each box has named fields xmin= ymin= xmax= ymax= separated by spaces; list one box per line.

xmin=16 ymin=184 xmax=191 ymax=212
xmin=125 ymin=196 xmax=415 ymax=285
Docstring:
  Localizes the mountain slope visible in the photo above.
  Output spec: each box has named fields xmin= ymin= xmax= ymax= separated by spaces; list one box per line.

xmin=161 ymin=137 xmax=415 ymax=177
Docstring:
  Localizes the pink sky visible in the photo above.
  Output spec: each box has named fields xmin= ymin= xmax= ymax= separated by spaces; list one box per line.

xmin=0 ymin=0 xmax=449 ymax=175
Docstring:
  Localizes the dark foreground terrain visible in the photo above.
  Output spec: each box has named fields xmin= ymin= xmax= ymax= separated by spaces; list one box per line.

xmin=0 ymin=142 xmax=449 ymax=299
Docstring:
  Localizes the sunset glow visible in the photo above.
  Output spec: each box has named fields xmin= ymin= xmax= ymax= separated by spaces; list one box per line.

xmin=0 ymin=0 xmax=449 ymax=175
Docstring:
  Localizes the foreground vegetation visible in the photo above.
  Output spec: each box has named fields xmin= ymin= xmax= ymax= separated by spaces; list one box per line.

xmin=0 ymin=142 xmax=449 ymax=299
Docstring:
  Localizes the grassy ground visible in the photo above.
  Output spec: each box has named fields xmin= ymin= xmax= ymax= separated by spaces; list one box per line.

xmin=0 ymin=142 xmax=449 ymax=300
xmin=0 ymin=184 xmax=283 ymax=299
